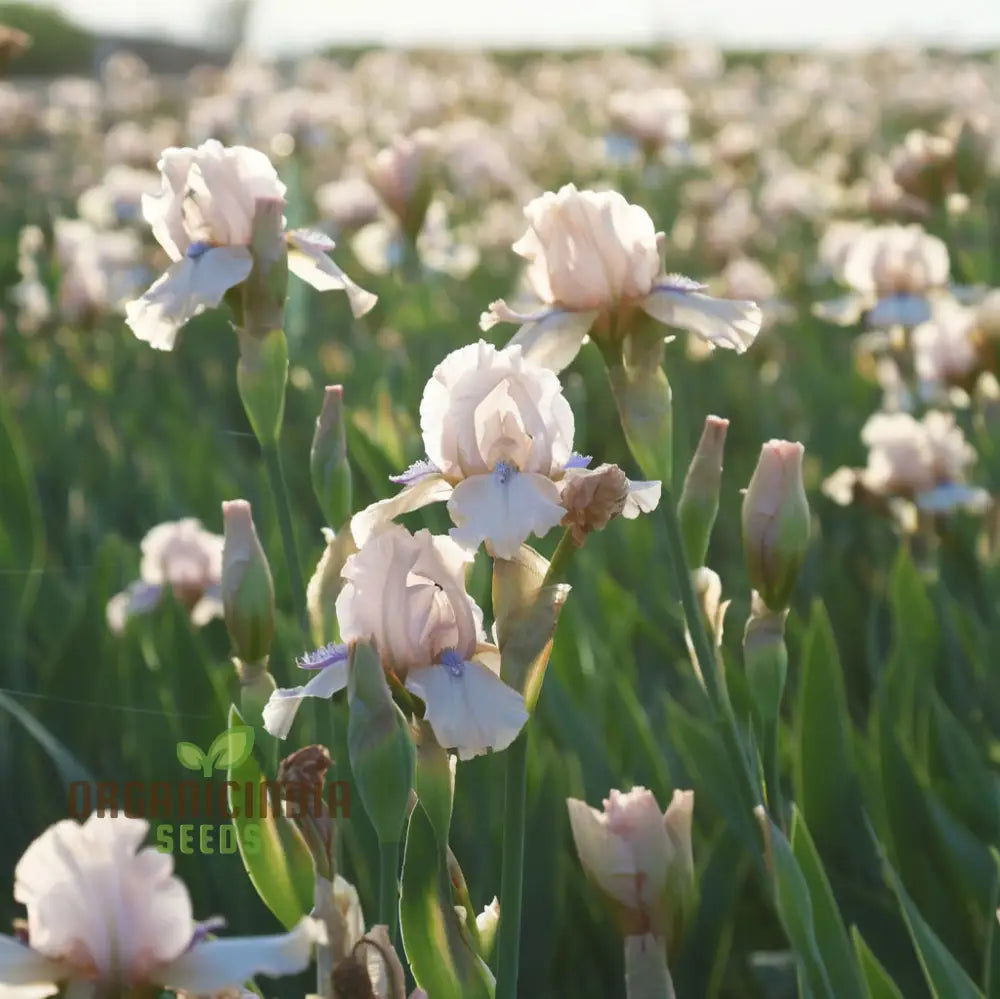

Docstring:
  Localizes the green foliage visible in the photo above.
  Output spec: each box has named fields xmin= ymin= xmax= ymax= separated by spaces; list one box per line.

xmin=399 ymin=803 xmax=495 ymax=998
xmin=226 ymin=706 xmax=315 ymax=930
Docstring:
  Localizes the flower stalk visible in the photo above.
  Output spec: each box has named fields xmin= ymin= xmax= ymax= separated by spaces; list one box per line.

xmin=262 ymin=440 xmax=308 ymax=632
xmin=495 ymin=728 xmax=528 ymax=999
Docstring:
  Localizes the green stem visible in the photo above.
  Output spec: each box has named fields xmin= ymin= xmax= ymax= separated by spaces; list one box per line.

xmin=660 ymin=485 xmax=762 ymax=821
xmin=763 ymin=717 xmax=784 ymax=831
xmin=379 ymin=838 xmax=401 ymax=945
xmin=261 ymin=440 xmax=308 ymax=633
xmin=495 ymin=728 xmax=528 ymax=999
xmin=545 ymin=527 xmax=577 ymax=584
xmin=660 ymin=485 xmax=725 ymax=711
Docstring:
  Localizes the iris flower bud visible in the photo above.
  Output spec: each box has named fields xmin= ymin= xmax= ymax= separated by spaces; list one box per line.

xmin=741 ymin=440 xmax=810 ymax=612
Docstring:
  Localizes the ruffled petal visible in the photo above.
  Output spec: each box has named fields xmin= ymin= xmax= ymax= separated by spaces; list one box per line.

xmin=621 ymin=478 xmax=662 ymax=518
xmin=641 ymin=284 xmax=760 ymax=352
xmin=125 ymin=248 xmax=252 ymax=350
xmin=286 ymin=230 xmax=376 ymax=317
xmin=349 ymin=476 xmax=454 ymax=548
xmin=479 ymin=299 xmax=551 ymax=331
xmin=262 ymin=659 xmax=350 ymax=739
xmin=0 ymin=936 xmax=63 ymax=997
xmin=504 ymin=308 xmax=598 ymax=373
xmin=447 ymin=470 xmax=565 ymax=559
xmin=105 ymin=581 xmax=164 ymax=634
xmin=156 ymin=919 xmax=319 ymax=994
xmin=565 ymin=800 xmax=637 ymax=909
xmin=405 ymin=658 xmax=528 ymax=761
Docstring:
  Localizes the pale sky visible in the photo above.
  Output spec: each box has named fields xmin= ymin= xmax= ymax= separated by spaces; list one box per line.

xmin=46 ymin=0 xmax=1000 ymax=52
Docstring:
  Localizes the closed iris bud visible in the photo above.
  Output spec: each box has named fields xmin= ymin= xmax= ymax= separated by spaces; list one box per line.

xmin=678 ymin=415 xmax=729 ymax=567
xmin=368 ymin=129 xmax=439 ymax=243
xmin=222 ymin=499 xmax=276 ymax=664
xmin=567 ymin=786 xmax=694 ymax=946
xmin=741 ymin=440 xmax=810 ymax=613
xmin=310 ymin=385 xmax=352 ymax=528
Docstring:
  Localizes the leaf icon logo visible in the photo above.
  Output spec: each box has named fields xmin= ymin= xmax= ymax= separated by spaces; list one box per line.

xmin=176 ymin=727 xmax=255 ymax=777
xmin=177 ymin=741 xmax=208 ymax=774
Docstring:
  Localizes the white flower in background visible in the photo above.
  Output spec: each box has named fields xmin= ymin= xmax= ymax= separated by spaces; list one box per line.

xmin=567 ymin=787 xmax=694 ymax=930
xmin=76 ymin=165 xmax=161 ymax=229
xmin=263 ymin=524 xmax=528 ymax=760
xmin=106 ymin=518 xmax=224 ymax=633
xmin=53 ymin=219 xmax=146 ymax=323
xmin=349 ymin=340 xmax=659 ymax=558
xmin=814 ymin=223 xmax=950 ymax=328
xmin=715 ymin=256 xmax=795 ymax=328
xmin=126 ymin=139 xmax=375 ymax=350
xmin=351 ymin=199 xmax=479 ymax=280
xmin=367 ymin=128 xmax=439 ymax=233
xmin=481 ymin=183 xmax=760 ymax=373
xmin=823 ymin=410 xmax=988 ymax=514
xmin=912 ymin=298 xmax=980 ymax=391
xmin=608 ymin=87 xmax=691 ymax=152
xmin=0 ymin=814 xmax=318 ymax=999
xmin=315 ymin=176 xmax=382 ymax=233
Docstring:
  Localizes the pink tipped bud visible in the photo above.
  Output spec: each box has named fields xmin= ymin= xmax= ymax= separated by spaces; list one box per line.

xmin=567 ymin=786 xmax=694 ymax=944
xmin=678 ymin=415 xmax=729 ymax=566
xmin=221 ymin=499 xmax=275 ymax=663
xmin=368 ymin=130 xmax=439 ymax=241
xmin=741 ymin=440 xmax=810 ymax=612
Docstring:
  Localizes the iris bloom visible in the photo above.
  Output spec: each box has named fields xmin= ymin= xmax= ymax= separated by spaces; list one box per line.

xmin=480 ymin=184 xmax=761 ymax=373
xmin=106 ymin=518 xmax=224 ymax=634
xmin=0 ymin=814 xmax=318 ymax=999
xmin=350 ymin=340 xmax=660 ymax=559
xmin=126 ymin=139 xmax=375 ymax=350
xmin=263 ymin=524 xmax=528 ymax=760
